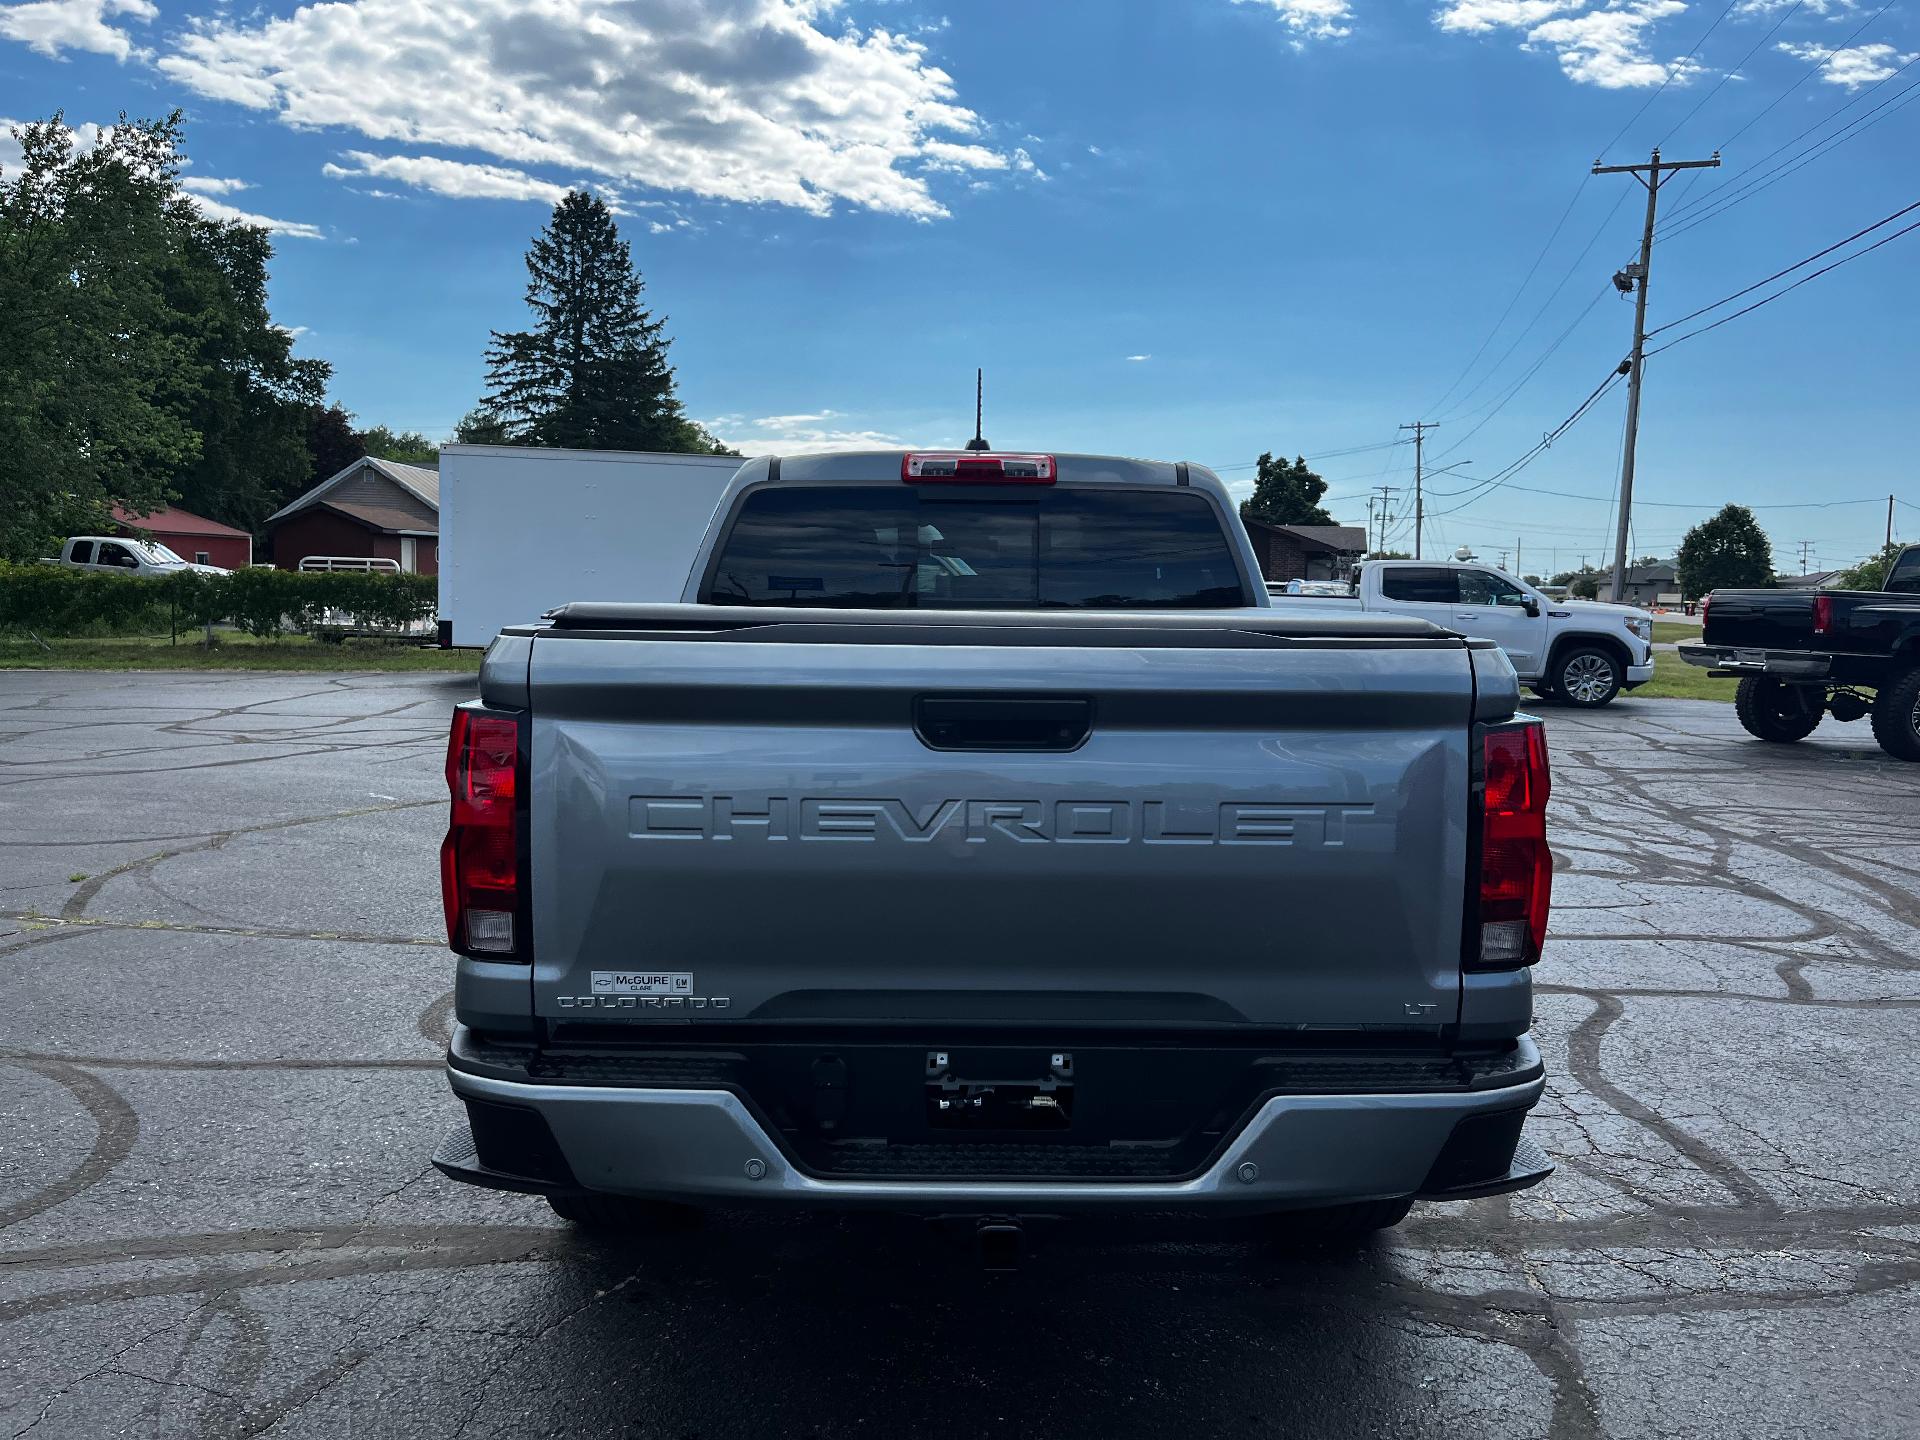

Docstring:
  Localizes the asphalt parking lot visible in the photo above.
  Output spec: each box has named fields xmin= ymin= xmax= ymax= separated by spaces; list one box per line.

xmin=4 ymin=670 xmax=1919 ymax=1439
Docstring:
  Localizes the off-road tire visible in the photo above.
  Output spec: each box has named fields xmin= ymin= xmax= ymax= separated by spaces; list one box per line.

xmin=547 ymin=1193 xmax=703 ymax=1231
xmin=1551 ymin=646 xmax=1623 ymax=708
xmin=1735 ymin=676 xmax=1824 ymax=744
xmin=1869 ymin=666 xmax=1920 ymax=761
xmin=1273 ymin=1197 xmax=1414 ymax=1248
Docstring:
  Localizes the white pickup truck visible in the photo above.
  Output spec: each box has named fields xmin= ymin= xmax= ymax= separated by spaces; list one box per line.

xmin=41 ymin=536 xmax=230 ymax=577
xmin=1273 ymin=560 xmax=1654 ymax=707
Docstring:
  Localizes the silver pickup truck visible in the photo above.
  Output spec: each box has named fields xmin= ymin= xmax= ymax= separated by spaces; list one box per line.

xmin=432 ymin=450 xmax=1554 ymax=1252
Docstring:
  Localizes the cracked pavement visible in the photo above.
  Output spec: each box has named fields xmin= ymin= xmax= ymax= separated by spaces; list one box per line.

xmin=3 ymin=670 xmax=1918 ymax=1437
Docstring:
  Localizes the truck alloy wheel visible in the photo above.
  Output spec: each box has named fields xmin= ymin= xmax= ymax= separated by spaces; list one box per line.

xmin=1869 ymin=666 xmax=1920 ymax=761
xmin=1554 ymin=648 xmax=1621 ymax=707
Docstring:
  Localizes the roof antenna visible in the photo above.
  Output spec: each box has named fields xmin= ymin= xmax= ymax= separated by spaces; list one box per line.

xmin=964 ymin=368 xmax=991 ymax=451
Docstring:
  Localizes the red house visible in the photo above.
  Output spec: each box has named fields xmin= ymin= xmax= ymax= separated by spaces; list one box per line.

xmin=265 ymin=457 xmax=440 ymax=574
xmin=111 ymin=504 xmax=254 ymax=571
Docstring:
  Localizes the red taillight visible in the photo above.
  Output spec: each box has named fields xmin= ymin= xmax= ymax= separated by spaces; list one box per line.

xmin=1812 ymin=594 xmax=1832 ymax=636
xmin=1698 ymin=594 xmax=1710 ymax=627
xmin=441 ymin=707 xmax=522 ymax=957
xmin=1477 ymin=723 xmax=1552 ymax=969
xmin=902 ymin=451 xmax=1057 ymax=484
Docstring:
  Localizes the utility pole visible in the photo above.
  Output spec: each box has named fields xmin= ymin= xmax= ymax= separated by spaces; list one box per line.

xmin=1515 ymin=537 xmax=1522 ymax=576
xmin=1370 ymin=484 xmax=1397 ymax=555
xmin=1797 ymin=539 xmax=1815 ymax=574
xmin=1891 ymin=495 xmax=1898 ymax=553
xmin=1399 ymin=422 xmax=1436 ymax=560
xmin=1593 ymin=148 xmax=1719 ymax=603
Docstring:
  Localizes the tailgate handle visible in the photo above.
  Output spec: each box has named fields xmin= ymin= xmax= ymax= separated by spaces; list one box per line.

xmin=914 ymin=696 xmax=1092 ymax=752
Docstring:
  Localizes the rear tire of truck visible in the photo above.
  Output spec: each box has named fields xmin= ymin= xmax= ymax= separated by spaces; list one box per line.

xmin=1273 ymin=1197 xmax=1414 ymax=1248
xmin=1550 ymin=647 xmax=1622 ymax=708
xmin=1869 ymin=667 xmax=1920 ymax=761
xmin=1735 ymin=676 xmax=1824 ymax=744
xmin=547 ymin=1192 xmax=703 ymax=1232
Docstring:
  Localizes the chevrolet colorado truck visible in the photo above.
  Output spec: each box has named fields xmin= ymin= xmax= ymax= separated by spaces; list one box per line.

xmin=1679 ymin=543 xmax=1920 ymax=760
xmin=431 ymin=450 xmax=1555 ymax=1250
xmin=1272 ymin=560 xmax=1656 ymax=708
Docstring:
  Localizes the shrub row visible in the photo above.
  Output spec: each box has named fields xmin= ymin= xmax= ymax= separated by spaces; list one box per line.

xmin=0 ymin=564 xmax=438 ymax=639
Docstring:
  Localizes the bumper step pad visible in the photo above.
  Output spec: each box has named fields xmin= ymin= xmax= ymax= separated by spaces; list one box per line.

xmin=1418 ymin=1135 xmax=1554 ymax=1201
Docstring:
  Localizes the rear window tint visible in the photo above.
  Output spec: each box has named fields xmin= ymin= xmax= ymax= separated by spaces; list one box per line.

xmin=705 ymin=486 xmax=1246 ymax=609
xmin=1889 ymin=548 xmax=1920 ymax=594
xmin=1379 ymin=567 xmax=1457 ymax=604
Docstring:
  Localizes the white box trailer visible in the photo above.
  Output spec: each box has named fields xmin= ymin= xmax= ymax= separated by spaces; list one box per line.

xmin=437 ymin=444 xmax=745 ymax=647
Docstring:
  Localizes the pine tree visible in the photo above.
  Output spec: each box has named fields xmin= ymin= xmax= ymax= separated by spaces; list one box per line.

xmin=1239 ymin=452 xmax=1334 ymax=527
xmin=478 ymin=192 xmax=692 ymax=452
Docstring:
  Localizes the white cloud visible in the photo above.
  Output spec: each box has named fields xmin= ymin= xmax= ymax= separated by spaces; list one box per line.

xmin=1776 ymin=40 xmax=1917 ymax=88
xmin=1436 ymin=0 xmax=1697 ymax=89
xmin=1436 ymin=0 xmax=1574 ymax=33
xmin=0 ymin=0 xmax=154 ymax=60
xmin=1735 ymin=0 xmax=1853 ymax=14
xmin=155 ymin=0 xmax=1008 ymax=219
xmin=180 ymin=175 xmax=250 ymax=195
xmin=1010 ymin=146 xmax=1048 ymax=180
xmin=1126 ymin=353 xmax=1151 ymax=361
xmin=187 ymin=194 xmax=327 ymax=239
xmin=709 ymin=409 xmax=903 ymax=455
xmin=0 ymin=116 xmax=321 ymax=236
xmin=323 ymin=150 xmax=571 ymax=204
xmin=1234 ymin=0 xmax=1354 ymax=41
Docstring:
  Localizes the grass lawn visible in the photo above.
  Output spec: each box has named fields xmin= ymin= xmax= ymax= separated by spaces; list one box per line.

xmin=1651 ymin=620 xmax=1703 ymax=645
xmin=0 ymin=632 xmax=482 ymax=672
xmin=1625 ymin=650 xmax=1736 ymax=702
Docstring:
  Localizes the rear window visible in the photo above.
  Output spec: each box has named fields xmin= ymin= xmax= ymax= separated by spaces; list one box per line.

xmin=704 ymin=486 xmax=1247 ymax=609
xmin=1379 ymin=567 xmax=1457 ymax=604
xmin=1889 ymin=548 xmax=1920 ymax=595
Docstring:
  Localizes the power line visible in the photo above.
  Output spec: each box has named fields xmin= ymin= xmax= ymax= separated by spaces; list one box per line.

xmin=1425 ymin=179 xmax=1589 ymax=417
xmin=1658 ymin=1 xmax=1807 ymax=148
xmin=1648 ymin=215 xmax=1920 ymax=355
xmin=1433 ymin=188 xmax=1632 ymax=428
xmin=1652 ymin=197 xmax=1920 ymax=336
xmin=1714 ymin=0 xmax=1903 ymax=154
xmin=1658 ymin=63 xmax=1920 ymax=244
xmin=1598 ymin=0 xmax=1744 ymax=156
xmin=1427 ymin=367 xmax=1628 ymax=519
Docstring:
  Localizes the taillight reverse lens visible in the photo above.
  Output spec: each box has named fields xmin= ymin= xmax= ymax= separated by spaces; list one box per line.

xmin=1477 ymin=723 xmax=1552 ymax=968
xmin=442 ymin=707 xmax=523 ymax=957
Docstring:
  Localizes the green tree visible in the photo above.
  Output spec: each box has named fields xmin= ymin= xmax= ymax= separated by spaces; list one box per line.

xmin=0 ymin=112 xmax=328 ymax=557
xmin=452 ymin=407 xmax=513 ymax=445
xmin=1834 ymin=541 xmax=1908 ymax=592
xmin=1239 ymin=453 xmax=1334 ymax=527
xmin=1569 ymin=572 xmax=1602 ymax=599
xmin=1676 ymin=504 xmax=1773 ymax=599
xmin=0 ymin=114 xmax=201 ymax=558
xmin=163 ymin=218 xmax=330 ymax=529
xmin=304 ymin=403 xmax=364 ymax=487
xmin=358 ymin=424 xmax=439 ymax=466
xmin=1368 ymin=549 xmax=1412 ymax=560
xmin=477 ymin=191 xmax=701 ymax=452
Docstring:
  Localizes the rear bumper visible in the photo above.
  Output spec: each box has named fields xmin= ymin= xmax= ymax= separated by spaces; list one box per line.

xmin=1680 ymin=643 xmax=1832 ymax=679
xmin=436 ymin=1041 xmax=1551 ymax=1213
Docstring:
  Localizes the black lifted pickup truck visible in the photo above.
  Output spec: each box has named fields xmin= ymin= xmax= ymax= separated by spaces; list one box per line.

xmin=1680 ymin=543 xmax=1920 ymax=760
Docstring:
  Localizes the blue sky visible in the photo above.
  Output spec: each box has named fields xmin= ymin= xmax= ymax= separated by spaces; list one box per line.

xmin=3 ymin=0 xmax=1916 ymax=574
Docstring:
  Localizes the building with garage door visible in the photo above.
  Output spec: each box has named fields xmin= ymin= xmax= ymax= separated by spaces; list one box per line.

xmin=265 ymin=457 xmax=440 ymax=573
xmin=110 ymin=504 xmax=253 ymax=570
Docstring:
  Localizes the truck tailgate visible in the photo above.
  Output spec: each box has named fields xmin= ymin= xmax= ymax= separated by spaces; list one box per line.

xmin=523 ymin=620 xmax=1478 ymax=1031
